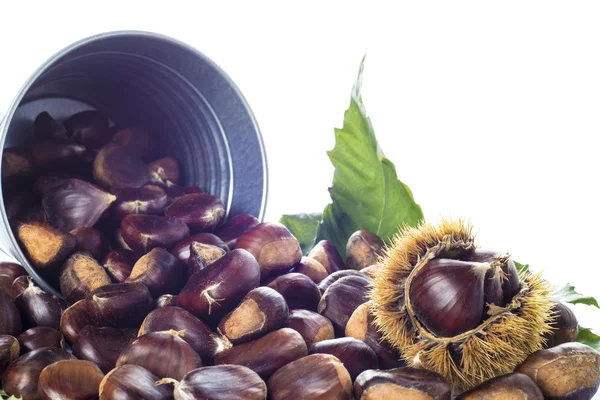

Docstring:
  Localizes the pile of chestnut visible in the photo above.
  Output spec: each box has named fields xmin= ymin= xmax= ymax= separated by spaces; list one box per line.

xmin=0 ymin=110 xmax=598 ymax=399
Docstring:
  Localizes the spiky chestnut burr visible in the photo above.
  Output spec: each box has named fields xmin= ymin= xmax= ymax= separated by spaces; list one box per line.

xmin=370 ymin=219 xmax=555 ymax=390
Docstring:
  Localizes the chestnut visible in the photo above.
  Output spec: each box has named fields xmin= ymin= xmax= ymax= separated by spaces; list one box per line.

xmin=1 ymin=148 xmax=34 ymax=189
xmin=120 ymin=214 xmax=190 ymax=254
xmin=155 ymin=294 xmax=179 ymax=308
xmin=0 ymin=335 xmax=19 ymax=375
xmin=346 ymin=302 xmax=405 ymax=369
xmin=38 ymin=359 xmax=105 ymax=400
xmin=113 ymin=184 xmax=168 ymax=219
xmin=148 ymin=157 xmax=180 ymax=185
xmin=11 ymin=275 xmax=29 ymax=299
xmin=2 ymin=347 xmax=74 ymax=399
xmin=187 ymin=241 xmax=226 ymax=276
xmin=14 ymin=278 xmax=67 ymax=330
xmin=93 ymin=143 xmax=150 ymax=188
xmin=0 ymin=276 xmax=15 ymax=295
xmin=318 ymin=270 xmax=368 ymax=294
xmin=283 ymin=309 xmax=335 ymax=348
xmin=359 ymin=264 xmax=381 ymax=278
xmin=456 ymin=372 xmax=543 ymax=400
xmin=178 ymin=249 xmax=260 ymax=320
xmin=63 ymin=109 xmax=111 ymax=148
xmin=517 ymin=342 xmax=600 ymax=399
xmin=346 ymin=230 xmax=385 ymax=271
xmin=59 ymin=299 xmax=96 ymax=345
xmin=544 ymin=302 xmax=578 ymax=348
xmin=353 ymin=367 xmax=451 ymax=400
xmin=71 ymin=227 xmax=109 ymax=260
xmin=236 ymin=222 xmax=302 ymax=278
xmin=33 ymin=174 xmax=76 ymax=195
xmin=139 ymin=306 xmax=231 ymax=360
xmin=34 ymin=111 xmax=67 ymax=141
xmin=318 ymin=275 xmax=369 ymax=334
xmin=165 ymin=192 xmax=226 ymax=233
xmin=73 ymin=325 xmax=138 ymax=373
xmin=125 ymin=248 xmax=186 ymax=297
xmin=17 ymin=326 xmax=65 ymax=353
xmin=214 ymin=328 xmax=307 ymax=379
xmin=4 ymin=191 xmax=40 ymax=222
xmin=0 ymin=262 xmax=26 ymax=281
xmin=170 ymin=232 xmax=228 ymax=263
xmin=31 ymin=141 xmax=87 ymax=170
xmin=310 ymin=338 xmax=379 ymax=380
xmin=117 ymin=329 xmax=202 ymax=380
xmin=99 ymin=364 xmax=174 ymax=400
xmin=0 ymin=287 xmax=23 ymax=337
xmin=163 ymin=183 xmax=205 ymax=204
xmin=158 ymin=365 xmax=267 ymax=400
xmin=15 ymin=221 xmax=76 ymax=271
xmin=111 ymin=127 xmax=157 ymax=161
xmin=267 ymin=272 xmax=321 ymax=311
xmin=267 ymin=353 xmax=352 ymax=400
xmin=308 ymin=240 xmax=346 ymax=274
xmin=218 ymin=287 xmax=289 ymax=345
xmin=102 ymin=249 xmax=137 ymax=283
xmin=60 ymin=252 xmax=112 ymax=303
xmin=86 ymin=282 xmax=153 ymax=328
xmin=214 ymin=214 xmax=260 ymax=248
xmin=291 ymin=256 xmax=329 ymax=284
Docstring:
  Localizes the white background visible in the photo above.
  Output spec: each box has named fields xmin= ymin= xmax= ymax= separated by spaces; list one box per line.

xmin=1 ymin=1 xmax=599 ymax=342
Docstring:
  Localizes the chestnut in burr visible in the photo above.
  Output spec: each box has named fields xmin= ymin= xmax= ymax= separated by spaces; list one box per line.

xmin=73 ymin=325 xmax=138 ymax=373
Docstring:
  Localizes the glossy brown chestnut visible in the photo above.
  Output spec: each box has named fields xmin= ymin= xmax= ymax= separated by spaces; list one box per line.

xmin=15 ymin=221 xmax=76 ymax=271
xmin=60 ymin=252 xmax=112 ymax=303
xmin=120 ymin=214 xmax=190 ymax=254
xmin=214 ymin=214 xmax=260 ymax=248
xmin=353 ymin=367 xmax=451 ymax=400
xmin=93 ymin=143 xmax=150 ymax=188
xmin=218 ymin=287 xmax=289 ymax=345
xmin=346 ymin=302 xmax=405 ymax=369
xmin=59 ymin=299 xmax=96 ymax=345
xmin=308 ymin=240 xmax=346 ymax=274
xmin=0 ymin=335 xmax=19 ymax=375
xmin=318 ymin=270 xmax=368 ymax=294
xmin=268 ymin=353 xmax=352 ymax=400
xmin=0 ymin=262 xmax=27 ymax=281
xmin=113 ymin=185 xmax=168 ymax=219
xmin=0 ymin=288 xmax=22 ymax=337
xmin=111 ymin=127 xmax=157 ymax=161
xmin=63 ymin=110 xmax=111 ymax=148
xmin=155 ymin=294 xmax=179 ymax=308
xmin=139 ymin=306 xmax=231 ymax=360
xmin=148 ymin=157 xmax=180 ymax=185
xmin=86 ymin=282 xmax=153 ymax=328
xmin=214 ymin=328 xmax=307 ymax=379
xmin=17 ymin=327 xmax=65 ymax=353
xmin=163 ymin=183 xmax=205 ymax=204
xmin=292 ymin=257 xmax=329 ymax=284
xmin=2 ymin=347 xmax=74 ymax=400
xmin=34 ymin=111 xmax=67 ymax=141
xmin=187 ymin=241 xmax=226 ymax=276
xmin=11 ymin=276 xmax=29 ymax=299
xmin=0 ymin=276 xmax=15 ymax=295
xmin=346 ymin=230 xmax=385 ymax=271
xmin=3 ymin=191 xmax=40 ymax=222
xmin=99 ymin=364 xmax=174 ymax=400
xmin=165 ymin=192 xmax=226 ymax=233
xmin=456 ymin=372 xmax=543 ymax=400
xmin=73 ymin=325 xmax=138 ymax=373
xmin=14 ymin=278 xmax=67 ymax=330
xmin=283 ymin=309 xmax=335 ymax=348
xmin=267 ymin=272 xmax=321 ymax=311
xmin=125 ymin=248 xmax=186 ymax=297
xmin=38 ymin=359 xmax=106 ymax=400
xmin=159 ymin=365 xmax=267 ymax=400
xmin=31 ymin=141 xmax=88 ymax=170
xmin=544 ymin=302 xmax=578 ymax=349
xmin=102 ymin=249 xmax=137 ymax=283
xmin=1 ymin=148 xmax=34 ymax=189
xmin=33 ymin=175 xmax=76 ymax=195
xmin=318 ymin=275 xmax=369 ymax=334
xmin=236 ymin=222 xmax=302 ymax=279
xmin=310 ymin=337 xmax=378 ymax=381
xmin=178 ymin=249 xmax=260 ymax=320
xmin=71 ymin=227 xmax=109 ymax=260
xmin=170 ymin=233 xmax=228 ymax=263
xmin=117 ymin=329 xmax=202 ymax=380
xmin=517 ymin=342 xmax=600 ymax=399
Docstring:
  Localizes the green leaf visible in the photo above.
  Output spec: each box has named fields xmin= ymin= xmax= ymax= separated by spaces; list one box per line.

xmin=280 ymin=213 xmax=322 ymax=254
xmin=577 ymin=326 xmax=600 ymax=352
xmin=513 ymin=261 xmax=530 ymax=274
xmin=553 ymin=284 xmax=600 ymax=308
xmin=315 ymin=56 xmax=424 ymax=257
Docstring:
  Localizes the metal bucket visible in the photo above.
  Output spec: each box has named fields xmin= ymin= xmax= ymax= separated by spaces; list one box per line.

xmin=0 ymin=31 xmax=268 ymax=297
